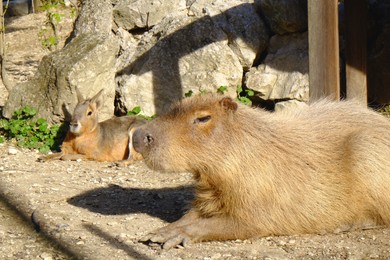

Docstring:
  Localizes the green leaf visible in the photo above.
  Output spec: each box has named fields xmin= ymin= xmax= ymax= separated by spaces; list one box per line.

xmin=39 ymin=145 xmax=51 ymax=154
xmin=245 ymin=89 xmax=255 ymax=97
xmin=127 ymin=106 xmax=142 ymax=115
xmin=0 ymin=119 xmax=9 ymax=130
xmin=23 ymin=107 xmax=37 ymax=117
xmin=237 ymin=96 xmax=252 ymax=107
xmin=236 ymin=85 xmax=243 ymax=94
xmin=217 ymin=86 xmax=228 ymax=94
xmin=184 ymin=90 xmax=193 ymax=98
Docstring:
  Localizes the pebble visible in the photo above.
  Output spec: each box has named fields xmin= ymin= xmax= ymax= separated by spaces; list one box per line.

xmin=8 ymin=147 xmax=18 ymax=155
xmin=210 ymin=253 xmax=222 ymax=259
xmin=40 ymin=252 xmax=53 ymax=260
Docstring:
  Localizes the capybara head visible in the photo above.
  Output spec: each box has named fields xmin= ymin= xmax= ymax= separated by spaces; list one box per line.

xmin=69 ymin=87 xmax=103 ymax=136
xmin=132 ymin=94 xmax=239 ymax=172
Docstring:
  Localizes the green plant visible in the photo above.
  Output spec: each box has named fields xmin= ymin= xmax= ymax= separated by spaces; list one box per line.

xmin=378 ymin=105 xmax=390 ymax=118
xmin=127 ymin=106 xmax=156 ymax=120
xmin=217 ymin=86 xmax=228 ymax=94
xmin=38 ymin=0 xmax=65 ymax=50
xmin=0 ymin=107 xmax=66 ymax=153
xmin=184 ymin=90 xmax=193 ymax=98
xmin=236 ymin=85 xmax=254 ymax=106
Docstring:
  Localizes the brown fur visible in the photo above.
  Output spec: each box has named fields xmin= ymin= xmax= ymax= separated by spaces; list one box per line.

xmin=40 ymin=88 xmax=145 ymax=162
xmin=133 ymin=93 xmax=390 ymax=249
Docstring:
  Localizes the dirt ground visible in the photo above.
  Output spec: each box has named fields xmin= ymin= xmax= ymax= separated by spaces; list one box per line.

xmin=0 ymin=10 xmax=389 ymax=260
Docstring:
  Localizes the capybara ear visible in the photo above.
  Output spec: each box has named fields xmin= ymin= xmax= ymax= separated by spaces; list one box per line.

xmin=75 ymin=86 xmax=85 ymax=103
xmin=219 ymin=97 xmax=238 ymax=112
xmin=90 ymin=89 xmax=104 ymax=110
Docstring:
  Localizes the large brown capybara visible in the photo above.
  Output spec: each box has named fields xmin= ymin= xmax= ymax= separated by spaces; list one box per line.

xmin=132 ymin=93 xmax=390 ymax=249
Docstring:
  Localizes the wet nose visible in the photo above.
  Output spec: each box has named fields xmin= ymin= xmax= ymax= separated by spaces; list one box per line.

xmin=132 ymin=128 xmax=154 ymax=154
xmin=70 ymin=121 xmax=79 ymax=127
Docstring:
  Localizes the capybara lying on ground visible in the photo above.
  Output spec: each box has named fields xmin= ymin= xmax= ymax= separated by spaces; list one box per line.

xmin=132 ymin=93 xmax=390 ymax=249
xmin=40 ymin=88 xmax=145 ymax=162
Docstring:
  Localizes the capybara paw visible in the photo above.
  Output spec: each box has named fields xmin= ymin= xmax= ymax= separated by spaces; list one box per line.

xmin=141 ymin=228 xmax=192 ymax=249
xmin=113 ymin=160 xmax=135 ymax=167
xmin=37 ymin=155 xmax=47 ymax=162
xmin=37 ymin=152 xmax=62 ymax=162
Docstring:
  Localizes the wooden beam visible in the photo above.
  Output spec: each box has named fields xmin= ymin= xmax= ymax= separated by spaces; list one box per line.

xmin=308 ymin=0 xmax=340 ymax=101
xmin=345 ymin=0 xmax=367 ymax=105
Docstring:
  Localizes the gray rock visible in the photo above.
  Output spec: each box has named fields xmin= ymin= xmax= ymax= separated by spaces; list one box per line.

xmin=72 ymin=0 xmax=113 ymax=36
xmin=274 ymin=99 xmax=307 ymax=113
xmin=113 ymin=0 xmax=187 ymax=30
xmin=3 ymin=34 xmax=119 ymax=124
xmin=256 ymin=0 xmax=307 ymax=35
xmin=245 ymin=32 xmax=309 ymax=101
xmin=116 ymin=15 xmax=242 ymax=116
xmin=189 ymin=0 xmax=269 ymax=69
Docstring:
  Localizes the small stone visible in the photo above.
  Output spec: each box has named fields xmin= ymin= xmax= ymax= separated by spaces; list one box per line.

xmin=8 ymin=147 xmax=18 ymax=155
xmin=211 ymin=253 xmax=221 ymax=259
xmin=40 ymin=252 xmax=53 ymax=260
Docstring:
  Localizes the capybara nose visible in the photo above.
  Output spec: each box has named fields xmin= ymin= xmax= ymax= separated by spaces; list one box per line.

xmin=70 ymin=122 xmax=78 ymax=127
xmin=132 ymin=128 xmax=153 ymax=154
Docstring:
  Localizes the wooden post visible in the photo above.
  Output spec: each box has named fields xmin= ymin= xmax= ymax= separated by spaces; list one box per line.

xmin=344 ymin=0 xmax=367 ymax=105
xmin=308 ymin=0 xmax=340 ymax=101
xmin=32 ymin=0 xmax=43 ymax=13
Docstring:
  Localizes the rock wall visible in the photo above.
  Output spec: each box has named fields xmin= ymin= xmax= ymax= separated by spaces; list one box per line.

xmin=3 ymin=0 xmax=388 ymax=122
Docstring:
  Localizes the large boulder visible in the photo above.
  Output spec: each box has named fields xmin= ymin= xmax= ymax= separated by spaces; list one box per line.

xmin=3 ymin=0 xmax=118 ymax=124
xmin=188 ymin=0 xmax=269 ymax=69
xmin=116 ymin=15 xmax=243 ymax=116
xmin=245 ymin=32 xmax=309 ymax=101
xmin=115 ymin=0 xmax=268 ymax=116
xmin=3 ymin=34 xmax=119 ymax=124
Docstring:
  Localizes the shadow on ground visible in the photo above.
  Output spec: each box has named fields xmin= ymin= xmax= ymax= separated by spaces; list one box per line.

xmin=67 ymin=184 xmax=194 ymax=223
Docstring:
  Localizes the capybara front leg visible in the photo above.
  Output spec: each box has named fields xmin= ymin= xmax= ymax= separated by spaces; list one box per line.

xmin=37 ymin=152 xmax=64 ymax=162
xmin=141 ymin=211 xmax=240 ymax=249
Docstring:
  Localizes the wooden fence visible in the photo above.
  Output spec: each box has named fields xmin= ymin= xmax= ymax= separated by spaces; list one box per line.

xmin=308 ymin=0 xmax=368 ymax=105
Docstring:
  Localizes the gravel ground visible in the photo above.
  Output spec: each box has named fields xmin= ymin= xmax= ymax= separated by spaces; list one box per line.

xmin=0 ymin=9 xmax=389 ymax=260
xmin=0 ymin=196 xmax=71 ymax=259
xmin=0 ymin=143 xmax=390 ymax=259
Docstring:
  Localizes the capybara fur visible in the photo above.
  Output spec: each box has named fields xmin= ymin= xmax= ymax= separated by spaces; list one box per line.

xmin=40 ymin=88 xmax=145 ymax=162
xmin=133 ymin=93 xmax=390 ymax=249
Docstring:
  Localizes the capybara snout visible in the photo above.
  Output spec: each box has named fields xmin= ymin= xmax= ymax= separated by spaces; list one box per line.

xmin=132 ymin=128 xmax=154 ymax=155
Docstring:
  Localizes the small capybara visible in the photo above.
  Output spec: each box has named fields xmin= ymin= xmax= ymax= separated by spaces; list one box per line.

xmin=40 ymin=88 xmax=145 ymax=162
xmin=132 ymin=93 xmax=390 ymax=249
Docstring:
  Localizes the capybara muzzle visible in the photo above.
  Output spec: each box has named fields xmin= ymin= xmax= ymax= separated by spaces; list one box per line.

xmin=132 ymin=128 xmax=154 ymax=154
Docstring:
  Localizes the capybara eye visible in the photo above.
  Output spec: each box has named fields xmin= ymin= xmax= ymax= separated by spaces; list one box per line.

xmin=194 ymin=115 xmax=211 ymax=124
xmin=144 ymin=134 xmax=154 ymax=145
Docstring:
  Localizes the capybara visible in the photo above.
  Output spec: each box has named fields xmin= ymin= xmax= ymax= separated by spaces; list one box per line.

xmin=40 ymin=88 xmax=145 ymax=162
xmin=132 ymin=93 xmax=390 ymax=249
